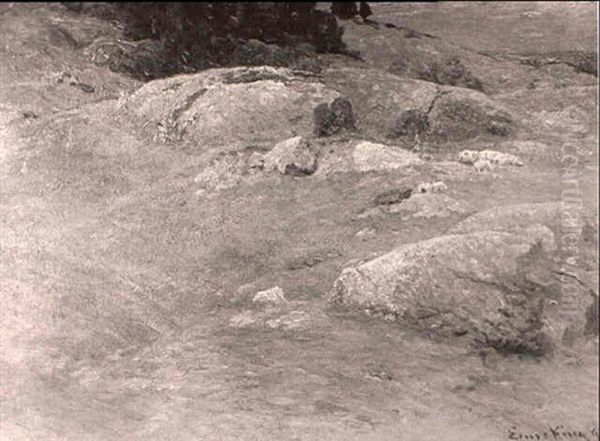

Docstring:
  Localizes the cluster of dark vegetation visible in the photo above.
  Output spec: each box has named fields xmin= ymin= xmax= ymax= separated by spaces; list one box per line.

xmin=418 ymin=57 xmax=484 ymax=92
xmin=313 ymin=97 xmax=357 ymax=137
xmin=64 ymin=2 xmax=365 ymax=80
xmin=331 ymin=2 xmax=372 ymax=21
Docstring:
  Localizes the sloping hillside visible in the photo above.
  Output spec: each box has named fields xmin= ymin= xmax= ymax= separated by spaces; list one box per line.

xmin=1 ymin=3 xmax=598 ymax=441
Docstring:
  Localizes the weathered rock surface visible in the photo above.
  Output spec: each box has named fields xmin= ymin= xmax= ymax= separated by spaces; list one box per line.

xmin=322 ymin=67 xmax=436 ymax=145
xmin=390 ymin=193 xmax=467 ymax=218
xmin=194 ymin=152 xmax=257 ymax=196
xmin=229 ymin=307 xmax=317 ymax=331
xmin=352 ymin=141 xmax=423 ymax=172
xmin=322 ymin=67 xmax=514 ymax=146
xmin=449 ymin=202 xmax=560 ymax=235
xmin=263 ymin=136 xmax=317 ymax=176
xmin=329 ymin=225 xmax=588 ymax=354
xmin=118 ymin=66 xmax=339 ymax=153
xmin=193 ymin=136 xmax=317 ymax=196
xmin=253 ymin=286 xmax=287 ymax=306
xmin=427 ymin=91 xmax=514 ymax=141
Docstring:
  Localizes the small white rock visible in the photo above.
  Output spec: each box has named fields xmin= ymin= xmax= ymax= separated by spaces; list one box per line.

xmin=229 ymin=310 xmax=258 ymax=329
xmin=355 ymin=227 xmax=376 ymax=239
xmin=253 ymin=286 xmax=287 ymax=305
xmin=265 ymin=310 xmax=309 ymax=330
xmin=353 ymin=141 xmax=423 ymax=172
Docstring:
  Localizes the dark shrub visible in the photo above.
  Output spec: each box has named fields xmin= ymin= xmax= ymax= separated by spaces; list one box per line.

xmin=374 ymin=188 xmax=412 ymax=206
xmin=418 ymin=57 xmax=484 ymax=92
xmin=389 ymin=109 xmax=429 ymax=138
xmin=331 ymin=2 xmax=358 ymax=20
xmin=313 ymin=97 xmax=356 ymax=137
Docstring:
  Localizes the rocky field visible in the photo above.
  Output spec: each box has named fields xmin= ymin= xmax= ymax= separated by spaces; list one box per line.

xmin=1 ymin=3 xmax=598 ymax=440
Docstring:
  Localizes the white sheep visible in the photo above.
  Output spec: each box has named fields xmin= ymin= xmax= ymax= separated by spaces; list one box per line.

xmin=473 ymin=159 xmax=493 ymax=173
xmin=458 ymin=149 xmax=479 ymax=164
xmin=416 ymin=181 xmax=447 ymax=193
xmin=479 ymin=150 xmax=523 ymax=166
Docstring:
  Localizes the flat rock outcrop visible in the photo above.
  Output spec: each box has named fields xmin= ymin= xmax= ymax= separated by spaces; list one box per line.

xmin=449 ymin=202 xmax=560 ymax=234
xmin=352 ymin=141 xmax=423 ymax=172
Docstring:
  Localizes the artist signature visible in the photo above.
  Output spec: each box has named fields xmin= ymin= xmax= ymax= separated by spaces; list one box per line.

xmin=508 ymin=425 xmax=599 ymax=440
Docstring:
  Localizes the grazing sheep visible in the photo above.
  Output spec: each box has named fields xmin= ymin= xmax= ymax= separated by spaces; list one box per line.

xmin=458 ymin=149 xmax=479 ymax=164
xmin=416 ymin=181 xmax=447 ymax=193
xmin=474 ymin=159 xmax=493 ymax=173
xmin=459 ymin=149 xmax=523 ymax=167
xmin=478 ymin=150 xmax=523 ymax=166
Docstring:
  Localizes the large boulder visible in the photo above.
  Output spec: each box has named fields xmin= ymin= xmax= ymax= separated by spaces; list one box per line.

xmin=117 ymin=66 xmax=339 ymax=154
xmin=328 ymin=225 xmax=593 ymax=354
xmin=321 ymin=67 xmax=514 ymax=146
xmin=427 ymin=90 xmax=514 ymax=141
xmin=322 ymin=67 xmax=437 ymax=145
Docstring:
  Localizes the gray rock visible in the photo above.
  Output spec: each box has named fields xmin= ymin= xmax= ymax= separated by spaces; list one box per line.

xmin=449 ymin=202 xmax=560 ymax=236
xmin=263 ymin=136 xmax=317 ymax=176
xmin=388 ymin=109 xmax=429 ymax=139
xmin=427 ymin=91 xmax=513 ymax=142
xmin=253 ymin=286 xmax=287 ymax=305
xmin=265 ymin=310 xmax=311 ymax=330
xmin=390 ymin=193 xmax=467 ymax=218
xmin=329 ymin=225 xmax=577 ymax=354
xmin=229 ymin=310 xmax=261 ymax=329
xmin=352 ymin=141 xmax=422 ymax=172
xmin=120 ymin=66 xmax=339 ymax=154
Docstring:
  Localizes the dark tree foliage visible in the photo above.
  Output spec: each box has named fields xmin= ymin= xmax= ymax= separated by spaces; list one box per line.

xmin=330 ymin=2 xmax=358 ymax=20
xmin=359 ymin=2 xmax=373 ymax=20
xmin=64 ymin=2 xmax=351 ymax=79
